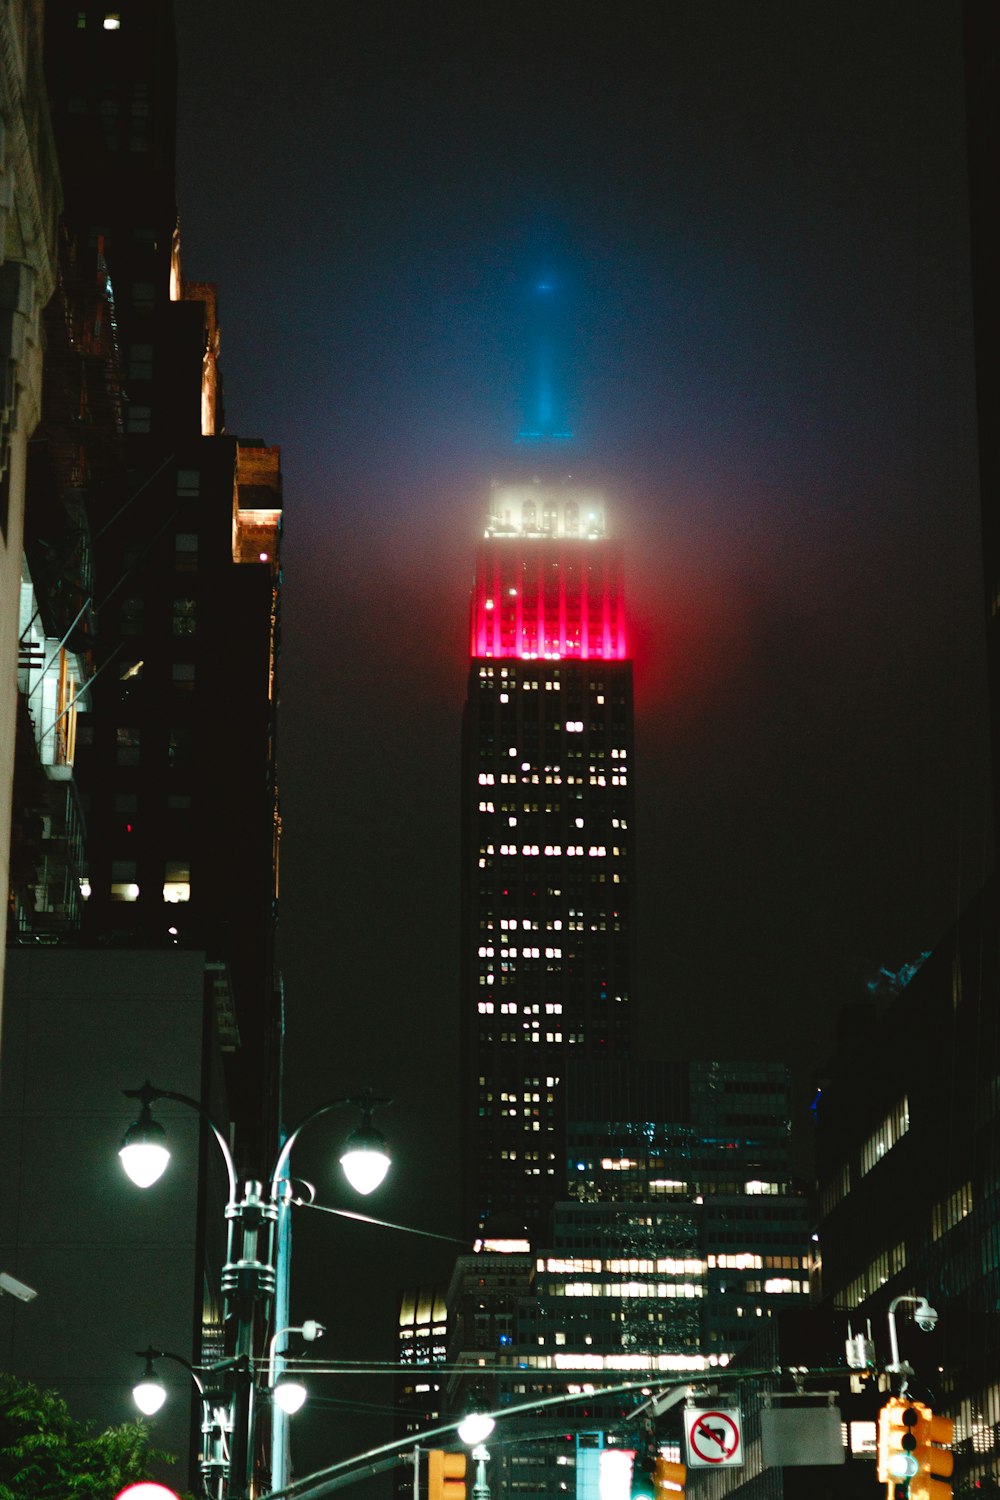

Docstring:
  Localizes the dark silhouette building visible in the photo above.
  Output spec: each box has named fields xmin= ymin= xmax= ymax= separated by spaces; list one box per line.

xmin=31 ymin=0 xmax=283 ymax=1168
xmin=813 ymin=879 xmax=1000 ymax=1494
xmin=2 ymin=4 xmax=283 ymax=1487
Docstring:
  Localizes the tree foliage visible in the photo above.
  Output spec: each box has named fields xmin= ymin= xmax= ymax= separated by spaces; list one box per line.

xmin=0 ymin=1374 xmax=190 ymax=1500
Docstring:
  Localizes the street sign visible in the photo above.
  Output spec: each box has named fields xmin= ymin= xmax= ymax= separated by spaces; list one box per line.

xmin=685 ymin=1407 xmax=743 ymax=1467
xmin=760 ymin=1405 xmax=845 ymax=1466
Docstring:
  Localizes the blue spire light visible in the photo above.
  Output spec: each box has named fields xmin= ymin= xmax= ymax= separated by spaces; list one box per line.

xmin=516 ymin=276 xmax=574 ymax=445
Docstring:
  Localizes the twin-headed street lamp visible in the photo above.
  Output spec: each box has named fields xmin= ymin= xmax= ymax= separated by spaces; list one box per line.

xmin=119 ymin=1081 xmax=391 ymax=1500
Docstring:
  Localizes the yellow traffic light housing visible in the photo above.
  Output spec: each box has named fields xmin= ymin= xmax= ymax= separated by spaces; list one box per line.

xmin=877 ymin=1399 xmax=953 ymax=1500
xmin=654 ymin=1456 xmax=686 ymax=1495
xmin=428 ymin=1449 xmax=467 ymax=1500
xmin=908 ymin=1405 xmax=954 ymax=1500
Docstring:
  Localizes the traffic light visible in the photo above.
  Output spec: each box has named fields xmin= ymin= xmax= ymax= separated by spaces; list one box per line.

xmin=630 ymin=1449 xmax=656 ymax=1500
xmin=428 ymin=1449 xmax=467 ymax=1500
xmin=877 ymin=1399 xmax=953 ymax=1500
xmin=654 ymin=1456 xmax=686 ymax=1495
xmin=908 ymin=1404 xmax=954 ymax=1500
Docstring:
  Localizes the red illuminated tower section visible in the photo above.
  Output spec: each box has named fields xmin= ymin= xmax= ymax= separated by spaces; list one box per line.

xmin=461 ymin=478 xmax=636 ymax=1241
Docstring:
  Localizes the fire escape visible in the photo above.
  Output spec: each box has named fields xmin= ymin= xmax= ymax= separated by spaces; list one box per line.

xmin=10 ymin=230 xmax=124 ymax=940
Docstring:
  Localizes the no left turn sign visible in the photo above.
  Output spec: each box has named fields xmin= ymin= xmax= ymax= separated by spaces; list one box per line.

xmin=685 ymin=1408 xmax=744 ymax=1467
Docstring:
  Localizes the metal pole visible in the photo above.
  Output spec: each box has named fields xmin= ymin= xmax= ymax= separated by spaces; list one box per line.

xmin=271 ymin=1184 xmax=293 ymax=1490
xmin=471 ymin=1447 xmax=490 ymax=1500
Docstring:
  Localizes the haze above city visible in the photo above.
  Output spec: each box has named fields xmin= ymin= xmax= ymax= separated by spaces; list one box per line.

xmin=170 ymin=0 xmax=988 ymax=1470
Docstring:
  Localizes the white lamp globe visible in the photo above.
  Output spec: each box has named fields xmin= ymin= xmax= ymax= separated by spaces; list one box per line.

xmin=119 ymin=1110 xmax=170 ymax=1188
xmin=132 ymin=1377 xmax=167 ymax=1415
xmin=339 ymin=1123 xmax=390 ymax=1195
xmin=458 ymin=1411 xmax=495 ymax=1445
xmin=119 ymin=1140 xmax=170 ymax=1189
xmin=273 ymin=1377 xmax=308 ymax=1415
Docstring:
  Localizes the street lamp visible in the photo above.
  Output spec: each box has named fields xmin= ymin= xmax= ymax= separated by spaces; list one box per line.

xmin=457 ymin=1411 xmax=496 ymax=1445
xmin=268 ymin=1320 xmax=325 ymax=1416
xmin=118 ymin=1099 xmax=170 ymax=1188
xmin=272 ymin=1376 xmax=308 ymax=1416
xmin=339 ymin=1112 xmax=391 ymax=1195
xmin=129 ymin=1346 xmax=232 ymax=1500
xmin=132 ymin=1355 xmax=167 ymax=1416
xmin=118 ymin=1082 xmax=391 ymax=1500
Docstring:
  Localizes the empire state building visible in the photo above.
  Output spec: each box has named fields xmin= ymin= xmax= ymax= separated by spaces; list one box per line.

xmin=460 ymin=472 xmax=637 ymax=1241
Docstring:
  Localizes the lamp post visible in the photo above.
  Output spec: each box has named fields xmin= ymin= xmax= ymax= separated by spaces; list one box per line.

xmin=119 ymin=1082 xmax=391 ymax=1500
xmin=130 ymin=1346 xmax=232 ymax=1499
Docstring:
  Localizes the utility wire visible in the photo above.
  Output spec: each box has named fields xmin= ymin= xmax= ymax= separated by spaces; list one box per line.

xmin=292 ymin=1197 xmax=468 ymax=1245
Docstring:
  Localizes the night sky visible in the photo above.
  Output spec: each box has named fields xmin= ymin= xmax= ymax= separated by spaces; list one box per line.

xmin=171 ymin=0 xmax=989 ymax=1478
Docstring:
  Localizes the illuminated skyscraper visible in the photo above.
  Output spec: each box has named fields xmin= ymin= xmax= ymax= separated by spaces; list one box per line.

xmin=460 ymin=474 xmax=636 ymax=1240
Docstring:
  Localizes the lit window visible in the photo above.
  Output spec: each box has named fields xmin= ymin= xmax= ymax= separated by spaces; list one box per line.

xmin=163 ymin=860 xmax=191 ymax=903
xmin=103 ymin=12 xmax=121 ymax=29
xmin=932 ymin=1182 xmax=973 ymax=1240
xmin=861 ymin=1098 xmax=910 ymax=1175
xmin=111 ymin=860 xmax=138 ymax=901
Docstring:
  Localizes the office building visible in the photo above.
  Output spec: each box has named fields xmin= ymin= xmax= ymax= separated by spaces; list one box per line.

xmin=460 ymin=475 xmax=635 ymax=1241
xmin=395 ymin=1283 xmax=449 ymax=1458
xmin=444 ymin=1060 xmax=810 ymax=1500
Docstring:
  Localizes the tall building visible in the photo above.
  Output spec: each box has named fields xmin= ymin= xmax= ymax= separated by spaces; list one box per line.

xmin=2 ymin=6 xmax=282 ymax=1487
xmin=0 ymin=0 xmax=59 ymax=1016
xmin=460 ymin=475 xmax=635 ymax=1241
xmin=19 ymin=0 xmax=285 ymax=1167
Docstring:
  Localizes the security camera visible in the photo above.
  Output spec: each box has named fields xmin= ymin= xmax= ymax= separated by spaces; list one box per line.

xmin=0 ymin=1272 xmax=38 ymax=1303
xmin=914 ymin=1298 xmax=938 ymax=1333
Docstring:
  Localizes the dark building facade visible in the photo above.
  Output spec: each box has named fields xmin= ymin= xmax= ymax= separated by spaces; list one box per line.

xmin=813 ymin=876 xmax=1000 ymax=1494
xmin=461 ymin=476 xmax=635 ymax=1241
xmin=18 ymin=0 xmax=285 ymax=1171
xmin=2 ymin=6 xmax=282 ymax=1488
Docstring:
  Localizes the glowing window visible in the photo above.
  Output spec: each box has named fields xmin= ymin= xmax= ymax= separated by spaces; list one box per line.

xmin=861 ymin=1098 xmax=909 ymax=1175
xmin=163 ymin=861 xmax=190 ymax=903
xmin=111 ymin=860 xmax=138 ymax=902
xmin=103 ymin=12 xmax=121 ymax=29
